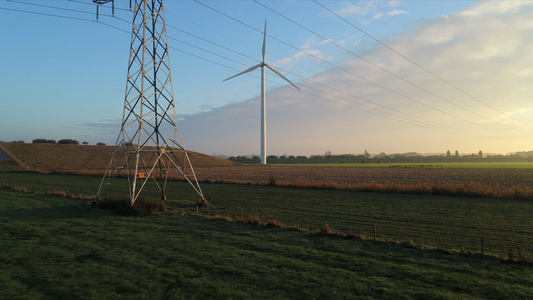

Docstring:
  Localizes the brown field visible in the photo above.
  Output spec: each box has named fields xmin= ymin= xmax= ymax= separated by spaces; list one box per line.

xmin=2 ymin=142 xmax=532 ymax=200
xmin=193 ymin=165 xmax=532 ymax=187
xmin=0 ymin=142 xmax=235 ymax=170
xmin=193 ymin=165 xmax=533 ymax=200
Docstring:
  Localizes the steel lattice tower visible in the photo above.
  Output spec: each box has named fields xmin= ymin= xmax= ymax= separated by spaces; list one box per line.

xmin=96 ymin=0 xmax=205 ymax=205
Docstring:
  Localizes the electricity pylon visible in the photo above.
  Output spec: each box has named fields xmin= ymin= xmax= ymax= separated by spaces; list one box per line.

xmin=96 ymin=0 xmax=205 ymax=206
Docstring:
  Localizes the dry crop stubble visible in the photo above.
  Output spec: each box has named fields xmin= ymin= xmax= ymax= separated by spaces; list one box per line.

xmin=193 ymin=166 xmax=532 ymax=187
xmin=193 ymin=166 xmax=533 ymax=199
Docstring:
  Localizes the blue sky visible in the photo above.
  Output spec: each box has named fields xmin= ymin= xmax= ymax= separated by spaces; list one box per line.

xmin=1 ymin=0 xmax=532 ymax=156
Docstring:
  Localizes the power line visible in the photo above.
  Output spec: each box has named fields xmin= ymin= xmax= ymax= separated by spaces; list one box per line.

xmin=167 ymin=38 xmax=457 ymax=133
xmin=372 ymin=1 xmax=529 ymax=113
xmin=2 ymin=0 xmax=132 ymax=24
xmin=189 ymin=2 xmax=463 ymax=131
xmin=175 ymin=45 xmax=457 ymax=131
xmin=7 ymin=0 xmax=94 ymax=16
xmin=281 ymin=70 xmax=475 ymax=135
xmin=5 ymin=0 xmax=530 ymax=142
xmin=169 ymin=36 xmax=249 ymax=68
xmin=166 ymin=24 xmax=458 ymax=132
xmin=164 ymin=9 xmax=255 ymax=53
xmin=165 ymin=34 xmax=475 ymax=135
xmin=98 ymin=18 xmax=130 ymax=34
xmin=0 ymin=2 xmax=130 ymax=33
xmin=0 ymin=5 xmax=95 ymax=22
xmin=67 ymin=0 xmax=132 ymax=12
xmin=313 ymin=0 xmax=528 ymax=127
xmin=256 ymin=0 xmax=526 ymax=135
xmin=193 ymin=0 xmax=524 ymax=137
xmin=166 ymin=23 xmax=257 ymax=62
xmin=163 ymin=7 xmax=474 ymax=134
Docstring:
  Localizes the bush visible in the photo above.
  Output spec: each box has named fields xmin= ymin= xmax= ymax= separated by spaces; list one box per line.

xmin=95 ymin=195 xmax=166 ymax=215
xmin=244 ymin=215 xmax=261 ymax=225
xmin=213 ymin=215 xmax=232 ymax=222
xmin=268 ymin=175 xmax=278 ymax=186
xmin=319 ymin=223 xmax=334 ymax=235
xmin=32 ymin=139 xmax=56 ymax=144
xmin=58 ymin=139 xmax=79 ymax=145
xmin=264 ymin=219 xmax=285 ymax=228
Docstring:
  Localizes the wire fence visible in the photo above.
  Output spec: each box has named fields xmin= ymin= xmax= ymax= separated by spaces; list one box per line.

xmin=343 ymin=221 xmax=533 ymax=260
xmin=218 ymin=208 xmax=533 ymax=262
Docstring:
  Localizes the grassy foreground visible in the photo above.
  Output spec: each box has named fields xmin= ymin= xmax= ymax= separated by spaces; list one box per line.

xmin=1 ymin=189 xmax=533 ymax=299
xmin=2 ymin=172 xmax=533 ymax=257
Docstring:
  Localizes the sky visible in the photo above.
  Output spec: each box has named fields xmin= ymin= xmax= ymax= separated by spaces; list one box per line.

xmin=1 ymin=0 xmax=533 ymax=157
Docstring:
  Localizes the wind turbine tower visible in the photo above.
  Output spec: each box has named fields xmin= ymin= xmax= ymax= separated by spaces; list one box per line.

xmin=224 ymin=20 xmax=300 ymax=165
xmin=95 ymin=0 xmax=205 ymax=205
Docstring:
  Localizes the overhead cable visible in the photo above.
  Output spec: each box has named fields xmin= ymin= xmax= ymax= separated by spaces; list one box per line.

xmin=313 ymin=0 xmax=528 ymax=126
xmin=257 ymin=0 xmax=524 ymax=133
xmin=0 ymin=5 xmax=94 ymax=21
xmin=193 ymin=0 xmax=520 ymax=136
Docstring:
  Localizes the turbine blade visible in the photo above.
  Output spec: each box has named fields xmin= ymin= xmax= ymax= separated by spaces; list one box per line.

xmin=262 ymin=20 xmax=267 ymax=62
xmin=223 ymin=63 xmax=262 ymax=81
xmin=265 ymin=64 xmax=301 ymax=91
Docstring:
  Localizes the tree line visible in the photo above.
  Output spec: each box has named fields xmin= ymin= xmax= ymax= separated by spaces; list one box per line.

xmin=229 ymin=151 xmax=533 ymax=164
xmin=28 ymin=139 xmax=106 ymax=145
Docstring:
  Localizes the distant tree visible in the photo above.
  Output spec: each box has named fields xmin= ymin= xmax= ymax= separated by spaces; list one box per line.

xmin=478 ymin=150 xmax=483 ymax=158
xmin=32 ymin=139 xmax=56 ymax=144
xmin=267 ymin=155 xmax=279 ymax=162
xmin=96 ymin=142 xmax=106 ymax=146
xmin=58 ymin=139 xmax=79 ymax=145
xmin=455 ymin=150 xmax=459 ymax=157
xmin=375 ymin=152 xmax=388 ymax=159
xmin=251 ymin=156 xmax=260 ymax=164
xmin=82 ymin=141 xmax=89 ymax=145
xmin=11 ymin=140 xmax=25 ymax=143
xmin=446 ymin=150 xmax=451 ymax=157
xmin=325 ymin=151 xmax=332 ymax=158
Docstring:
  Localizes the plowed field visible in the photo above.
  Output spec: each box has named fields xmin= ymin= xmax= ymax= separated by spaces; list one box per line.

xmin=194 ymin=165 xmax=533 ymax=188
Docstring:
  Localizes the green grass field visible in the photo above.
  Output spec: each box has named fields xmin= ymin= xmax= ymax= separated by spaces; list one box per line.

xmin=2 ymin=172 xmax=532 ymax=258
xmin=1 ymin=188 xmax=533 ymax=299
xmin=1 ymin=172 xmax=533 ymax=298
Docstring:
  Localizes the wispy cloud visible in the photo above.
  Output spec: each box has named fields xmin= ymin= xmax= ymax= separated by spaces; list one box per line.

xmin=334 ymin=2 xmax=373 ymax=17
xmin=373 ymin=9 xmax=407 ymax=20
xmin=274 ymin=38 xmax=333 ymax=70
xmin=460 ymin=0 xmax=532 ymax=16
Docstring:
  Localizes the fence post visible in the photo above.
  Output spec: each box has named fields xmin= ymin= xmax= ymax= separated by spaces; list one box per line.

xmin=196 ymin=205 xmax=199 ymax=216
xmin=373 ymin=225 xmax=377 ymax=241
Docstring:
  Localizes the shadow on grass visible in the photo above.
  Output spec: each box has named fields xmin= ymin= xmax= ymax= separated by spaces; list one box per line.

xmin=95 ymin=195 xmax=167 ymax=216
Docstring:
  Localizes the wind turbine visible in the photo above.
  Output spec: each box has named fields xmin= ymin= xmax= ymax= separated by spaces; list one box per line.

xmin=224 ymin=20 xmax=300 ymax=165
